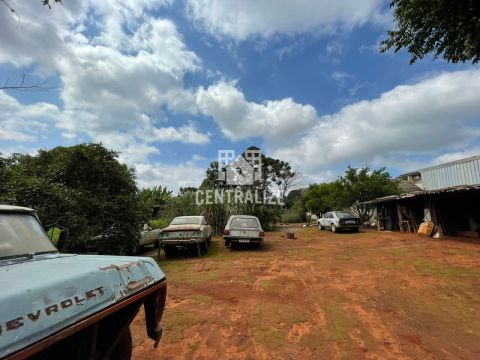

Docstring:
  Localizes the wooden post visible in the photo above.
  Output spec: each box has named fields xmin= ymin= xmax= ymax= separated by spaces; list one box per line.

xmin=376 ymin=205 xmax=381 ymax=231
xmin=396 ymin=202 xmax=403 ymax=232
xmin=429 ymin=199 xmax=444 ymax=237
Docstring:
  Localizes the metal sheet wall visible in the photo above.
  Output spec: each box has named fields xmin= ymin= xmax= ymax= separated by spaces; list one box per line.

xmin=421 ymin=157 xmax=480 ymax=190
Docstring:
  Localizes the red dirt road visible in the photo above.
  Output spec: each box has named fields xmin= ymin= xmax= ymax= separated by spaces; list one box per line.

xmin=132 ymin=226 xmax=480 ymax=359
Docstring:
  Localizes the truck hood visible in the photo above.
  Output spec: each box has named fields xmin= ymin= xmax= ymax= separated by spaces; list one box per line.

xmin=0 ymin=253 xmax=165 ymax=358
xmin=162 ymin=224 xmax=201 ymax=232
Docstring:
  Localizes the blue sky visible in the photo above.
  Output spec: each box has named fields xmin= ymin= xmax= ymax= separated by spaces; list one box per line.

xmin=0 ymin=0 xmax=479 ymax=191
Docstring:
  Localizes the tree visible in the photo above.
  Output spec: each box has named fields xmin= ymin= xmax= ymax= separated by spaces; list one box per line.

xmin=338 ymin=166 xmax=400 ymax=223
xmin=304 ymin=182 xmax=342 ymax=216
xmin=3 ymin=143 xmax=144 ymax=254
xmin=0 ymin=73 xmax=55 ymax=92
xmin=263 ymin=158 xmax=302 ymax=201
xmin=139 ymin=186 xmax=172 ymax=217
xmin=304 ymin=166 xmax=400 ymax=224
xmin=381 ymin=0 xmax=480 ymax=64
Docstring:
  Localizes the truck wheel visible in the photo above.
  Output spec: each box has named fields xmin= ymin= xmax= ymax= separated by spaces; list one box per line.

xmin=201 ymin=241 xmax=209 ymax=253
xmin=331 ymin=224 xmax=337 ymax=233
xmin=109 ymin=328 xmax=132 ymax=360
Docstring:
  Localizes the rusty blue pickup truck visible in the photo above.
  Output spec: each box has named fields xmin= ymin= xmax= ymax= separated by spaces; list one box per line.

xmin=0 ymin=205 xmax=167 ymax=360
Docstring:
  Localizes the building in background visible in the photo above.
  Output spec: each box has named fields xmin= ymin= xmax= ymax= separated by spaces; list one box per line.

xmin=365 ymin=155 xmax=480 ymax=238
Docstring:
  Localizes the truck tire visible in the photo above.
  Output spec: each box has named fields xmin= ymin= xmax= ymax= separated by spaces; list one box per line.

xmin=109 ymin=328 xmax=132 ymax=360
xmin=201 ymin=240 xmax=209 ymax=253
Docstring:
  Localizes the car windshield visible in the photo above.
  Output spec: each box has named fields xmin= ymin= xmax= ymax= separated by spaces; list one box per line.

xmin=171 ymin=216 xmax=202 ymax=225
xmin=230 ymin=218 xmax=259 ymax=228
xmin=0 ymin=213 xmax=57 ymax=258
xmin=335 ymin=211 xmax=356 ymax=219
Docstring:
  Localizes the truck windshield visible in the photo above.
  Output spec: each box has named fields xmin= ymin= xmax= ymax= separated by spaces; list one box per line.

xmin=0 ymin=213 xmax=57 ymax=258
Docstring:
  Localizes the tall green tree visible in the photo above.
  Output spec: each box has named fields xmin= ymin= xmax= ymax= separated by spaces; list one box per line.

xmin=338 ymin=166 xmax=400 ymax=223
xmin=381 ymin=0 xmax=480 ymax=64
xmin=304 ymin=166 xmax=399 ymax=224
xmin=3 ymin=143 xmax=144 ymax=254
xmin=139 ymin=186 xmax=172 ymax=217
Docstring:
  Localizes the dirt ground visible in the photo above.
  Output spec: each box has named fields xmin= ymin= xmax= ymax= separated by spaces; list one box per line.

xmin=131 ymin=226 xmax=480 ymax=360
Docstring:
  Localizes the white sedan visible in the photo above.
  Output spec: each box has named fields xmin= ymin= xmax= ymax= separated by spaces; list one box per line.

xmin=318 ymin=211 xmax=361 ymax=233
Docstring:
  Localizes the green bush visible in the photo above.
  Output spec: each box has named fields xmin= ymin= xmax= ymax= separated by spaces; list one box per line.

xmin=148 ymin=218 xmax=171 ymax=229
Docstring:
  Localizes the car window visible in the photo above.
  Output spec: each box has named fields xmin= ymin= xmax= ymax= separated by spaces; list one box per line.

xmin=335 ymin=211 xmax=355 ymax=219
xmin=230 ymin=218 xmax=259 ymax=228
xmin=171 ymin=216 xmax=202 ymax=225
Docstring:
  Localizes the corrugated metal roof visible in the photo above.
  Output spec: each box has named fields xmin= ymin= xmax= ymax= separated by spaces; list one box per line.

xmin=362 ymin=184 xmax=480 ymax=205
xmin=421 ymin=156 xmax=480 ymax=190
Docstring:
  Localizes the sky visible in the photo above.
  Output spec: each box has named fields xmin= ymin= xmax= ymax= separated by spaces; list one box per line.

xmin=1 ymin=0 xmax=479 ymax=191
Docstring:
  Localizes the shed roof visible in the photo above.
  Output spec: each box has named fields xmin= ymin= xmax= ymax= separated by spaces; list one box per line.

xmin=362 ymin=184 xmax=480 ymax=205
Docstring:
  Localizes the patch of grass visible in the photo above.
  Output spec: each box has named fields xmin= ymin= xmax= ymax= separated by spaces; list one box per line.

xmin=190 ymin=294 xmax=213 ymax=304
xmin=260 ymin=279 xmax=275 ymax=291
xmin=389 ymin=248 xmax=407 ymax=257
xmin=251 ymin=303 xmax=310 ymax=348
xmin=163 ymin=310 xmax=207 ymax=342
xmin=323 ymin=303 xmax=354 ymax=342
xmin=158 ymin=258 xmax=223 ymax=284
xmin=299 ymin=327 xmax=325 ymax=348
xmin=186 ymin=338 xmax=202 ymax=358
xmin=414 ymin=259 xmax=480 ymax=280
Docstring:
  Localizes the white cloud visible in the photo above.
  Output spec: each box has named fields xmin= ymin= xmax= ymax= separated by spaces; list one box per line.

xmin=0 ymin=0 xmax=209 ymax=169
xmin=269 ymin=69 xmax=480 ymax=175
xmin=332 ymin=71 xmax=355 ymax=82
xmin=186 ymin=0 xmax=388 ymax=40
xmin=135 ymin=162 xmax=205 ymax=190
xmin=196 ymin=81 xmax=318 ymax=141
xmin=0 ymin=91 xmax=60 ymax=142
xmin=432 ymin=147 xmax=480 ymax=165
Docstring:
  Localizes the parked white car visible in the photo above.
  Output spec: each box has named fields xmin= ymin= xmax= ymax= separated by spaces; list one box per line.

xmin=318 ymin=211 xmax=361 ymax=233
xmin=223 ymin=215 xmax=264 ymax=248
xmin=159 ymin=216 xmax=212 ymax=257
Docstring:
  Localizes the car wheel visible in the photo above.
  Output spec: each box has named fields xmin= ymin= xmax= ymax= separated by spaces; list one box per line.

xmin=200 ymin=241 xmax=209 ymax=254
xmin=331 ymin=223 xmax=337 ymax=233
xmin=225 ymin=240 xmax=231 ymax=247
xmin=318 ymin=223 xmax=324 ymax=230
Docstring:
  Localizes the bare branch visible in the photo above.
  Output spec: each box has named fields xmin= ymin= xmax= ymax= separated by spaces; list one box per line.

xmin=1 ymin=0 xmax=20 ymax=24
xmin=0 ymin=73 xmax=56 ymax=92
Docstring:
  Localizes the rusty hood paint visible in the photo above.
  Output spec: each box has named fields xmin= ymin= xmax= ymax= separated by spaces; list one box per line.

xmin=0 ymin=253 xmax=165 ymax=358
